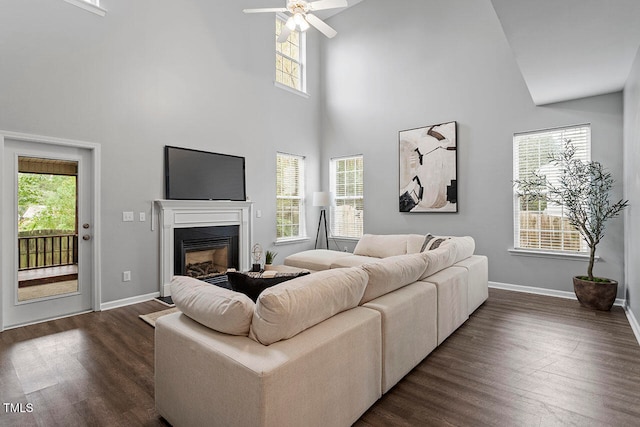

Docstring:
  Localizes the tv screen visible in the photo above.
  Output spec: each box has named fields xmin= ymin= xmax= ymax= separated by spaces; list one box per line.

xmin=164 ymin=146 xmax=246 ymax=201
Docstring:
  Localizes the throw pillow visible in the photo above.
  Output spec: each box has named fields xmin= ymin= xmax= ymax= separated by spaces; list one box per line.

xmin=249 ymin=267 xmax=368 ymax=345
xmin=359 ymin=252 xmax=429 ymax=304
xmin=227 ymin=271 xmax=310 ymax=302
xmin=353 ymin=234 xmax=409 ymax=258
xmin=421 ymin=234 xmax=451 ymax=251
xmin=170 ymin=275 xmax=255 ymax=336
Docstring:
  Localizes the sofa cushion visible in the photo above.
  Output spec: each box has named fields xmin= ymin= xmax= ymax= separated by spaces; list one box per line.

xmin=354 ymin=234 xmax=411 ymax=258
xmin=227 ymin=271 xmax=310 ymax=302
xmin=284 ymin=249 xmax=352 ymax=271
xmin=420 ymin=244 xmax=458 ymax=279
xmin=170 ymin=275 xmax=255 ymax=336
xmin=444 ymin=235 xmax=476 ymax=262
xmin=330 ymin=254 xmax=379 ymax=268
xmin=359 ymin=253 xmax=428 ymax=304
xmin=419 ymin=236 xmax=476 ymax=279
xmin=406 ymin=234 xmax=428 ymax=253
xmin=249 ymin=267 xmax=368 ymax=345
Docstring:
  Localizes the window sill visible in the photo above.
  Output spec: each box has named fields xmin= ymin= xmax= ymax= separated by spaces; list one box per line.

xmin=63 ymin=0 xmax=107 ymax=16
xmin=330 ymin=236 xmax=361 ymax=242
xmin=508 ymin=248 xmax=599 ymax=261
xmin=274 ymin=237 xmax=310 ymax=246
xmin=274 ymin=82 xmax=310 ymax=98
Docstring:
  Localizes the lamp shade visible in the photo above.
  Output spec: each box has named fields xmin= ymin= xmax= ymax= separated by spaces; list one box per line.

xmin=313 ymin=191 xmax=331 ymax=207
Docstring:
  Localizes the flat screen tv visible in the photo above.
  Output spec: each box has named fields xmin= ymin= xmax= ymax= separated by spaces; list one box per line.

xmin=164 ymin=146 xmax=246 ymax=201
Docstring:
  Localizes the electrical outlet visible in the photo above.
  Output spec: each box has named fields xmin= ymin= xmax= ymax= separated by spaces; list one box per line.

xmin=256 ymin=209 xmax=262 ymax=218
xmin=123 ymin=271 xmax=131 ymax=282
xmin=122 ymin=211 xmax=134 ymax=222
xmin=139 ymin=212 xmax=146 ymax=222
xmin=343 ymin=246 xmax=348 ymax=252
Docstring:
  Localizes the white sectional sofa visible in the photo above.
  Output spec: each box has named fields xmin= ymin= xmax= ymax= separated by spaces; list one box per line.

xmin=155 ymin=234 xmax=488 ymax=426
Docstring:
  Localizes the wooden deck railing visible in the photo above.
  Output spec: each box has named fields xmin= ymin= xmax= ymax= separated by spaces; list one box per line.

xmin=18 ymin=234 xmax=78 ymax=270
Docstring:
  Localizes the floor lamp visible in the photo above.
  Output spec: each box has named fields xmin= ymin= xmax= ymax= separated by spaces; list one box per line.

xmin=313 ymin=191 xmax=330 ymax=249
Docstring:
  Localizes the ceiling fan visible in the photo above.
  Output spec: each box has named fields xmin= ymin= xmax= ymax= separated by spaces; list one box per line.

xmin=243 ymin=0 xmax=348 ymax=43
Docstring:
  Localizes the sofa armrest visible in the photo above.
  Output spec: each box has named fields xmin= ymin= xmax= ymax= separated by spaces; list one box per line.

xmin=156 ymin=308 xmax=382 ymax=427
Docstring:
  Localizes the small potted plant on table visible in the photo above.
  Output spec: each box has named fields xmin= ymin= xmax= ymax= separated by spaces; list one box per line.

xmin=515 ymin=140 xmax=628 ymax=311
xmin=264 ymin=250 xmax=278 ymax=271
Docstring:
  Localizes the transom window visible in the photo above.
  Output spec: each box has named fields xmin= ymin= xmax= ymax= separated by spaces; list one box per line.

xmin=276 ymin=153 xmax=306 ymax=240
xmin=513 ymin=124 xmax=591 ymax=253
xmin=63 ymin=0 xmax=106 ymax=16
xmin=275 ymin=16 xmax=306 ymax=93
xmin=330 ymin=155 xmax=364 ymax=238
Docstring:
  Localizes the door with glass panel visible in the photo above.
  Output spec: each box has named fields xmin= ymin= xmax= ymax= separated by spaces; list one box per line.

xmin=3 ymin=139 xmax=94 ymax=328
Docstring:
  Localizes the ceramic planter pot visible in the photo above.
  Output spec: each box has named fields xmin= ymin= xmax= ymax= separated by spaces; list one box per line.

xmin=573 ymin=276 xmax=617 ymax=311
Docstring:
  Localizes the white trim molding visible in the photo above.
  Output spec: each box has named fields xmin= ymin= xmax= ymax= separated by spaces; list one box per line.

xmin=155 ymin=199 xmax=253 ymax=297
xmin=624 ymin=305 xmax=640 ymax=346
xmin=0 ymin=130 xmax=102 ymax=331
xmin=63 ymin=0 xmax=107 ymax=16
xmin=101 ymin=292 xmax=160 ymax=311
xmin=508 ymin=248 xmax=599 ymax=262
xmin=489 ymin=281 xmax=625 ymax=307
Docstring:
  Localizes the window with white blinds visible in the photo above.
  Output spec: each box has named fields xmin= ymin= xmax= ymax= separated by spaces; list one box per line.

xmin=276 ymin=153 xmax=306 ymax=241
xmin=330 ymin=155 xmax=364 ymax=238
xmin=513 ymin=124 xmax=591 ymax=252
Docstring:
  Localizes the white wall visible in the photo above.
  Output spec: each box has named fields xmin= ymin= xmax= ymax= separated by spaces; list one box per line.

xmin=0 ymin=0 xmax=321 ymax=304
xmin=624 ymin=47 xmax=640 ymax=316
xmin=321 ymin=0 xmax=625 ymax=296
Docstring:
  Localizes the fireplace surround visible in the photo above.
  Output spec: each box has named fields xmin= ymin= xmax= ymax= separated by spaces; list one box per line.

xmin=156 ymin=200 xmax=253 ymax=297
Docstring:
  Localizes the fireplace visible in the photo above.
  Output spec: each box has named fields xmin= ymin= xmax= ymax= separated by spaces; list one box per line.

xmin=155 ymin=199 xmax=253 ymax=297
xmin=174 ymin=225 xmax=239 ymax=286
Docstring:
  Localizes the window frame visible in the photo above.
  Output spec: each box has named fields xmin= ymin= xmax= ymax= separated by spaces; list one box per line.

xmin=63 ymin=0 xmax=106 ymax=16
xmin=276 ymin=152 xmax=307 ymax=243
xmin=330 ymin=155 xmax=364 ymax=239
xmin=512 ymin=124 xmax=591 ymax=256
xmin=275 ymin=14 xmax=308 ymax=97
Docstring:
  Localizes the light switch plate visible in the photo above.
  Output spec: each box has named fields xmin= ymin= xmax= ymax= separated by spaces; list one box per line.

xmin=139 ymin=212 xmax=146 ymax=222
xmin=123 ymin=211 xmax=134 ymax=222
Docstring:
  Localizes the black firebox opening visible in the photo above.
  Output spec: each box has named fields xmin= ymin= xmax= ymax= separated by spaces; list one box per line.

xmin=174 ymin=225 xmax=239 ymax=288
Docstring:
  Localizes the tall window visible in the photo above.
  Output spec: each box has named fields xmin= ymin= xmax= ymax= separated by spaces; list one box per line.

xmin=275 ymin=16 xmax=306 ymax=93
xmin=331 ymin=155 xmax=364 ymax=238
xmin=513 ymin=124 xmax=591 ymax=252
xmin=276 ymin=153 xmax=306 ymax=240
xmin=63 ymin=0 xmax=106 ymax=16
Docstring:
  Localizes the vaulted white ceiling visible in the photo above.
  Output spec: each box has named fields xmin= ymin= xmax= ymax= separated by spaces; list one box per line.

xmin=490 ymin=0 xmax=640 ymax=105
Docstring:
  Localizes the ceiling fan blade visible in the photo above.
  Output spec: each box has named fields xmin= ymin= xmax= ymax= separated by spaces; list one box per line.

xmin=243 ymin=7 xmax=287 ymax=14
xmin=277 ymin=25 xmax=292 ymax=43
xmin=305 ymin=13 xmax=338 ymax=38
xmin=308 ymin=0 xmax=348 ymax=11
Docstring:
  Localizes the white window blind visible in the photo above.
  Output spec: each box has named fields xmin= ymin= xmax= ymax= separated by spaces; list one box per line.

xmin=275 ymin=16 xmax=305 ymax=93
xmin=513 ymin=124 xmax=591 ymax=252
xmin=330 ymin=155 xmax=364 ymax=238
xmin=276 ymin=153 xmax=306 ymax=240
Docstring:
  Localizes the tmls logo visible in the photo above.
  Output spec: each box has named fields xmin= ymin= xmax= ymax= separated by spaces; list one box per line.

xmin=3 ymin=403 xmax=34 ymax=413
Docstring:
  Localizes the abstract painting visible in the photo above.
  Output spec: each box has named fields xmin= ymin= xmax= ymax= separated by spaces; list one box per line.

xmin=399 ymin=121 xmax=457 ymax=212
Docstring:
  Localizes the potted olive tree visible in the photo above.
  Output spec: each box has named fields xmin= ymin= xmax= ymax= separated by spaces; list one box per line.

xmin=515 ymin=140 xmax=628 ymax=311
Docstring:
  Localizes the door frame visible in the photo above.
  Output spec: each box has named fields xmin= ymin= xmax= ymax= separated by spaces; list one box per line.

xmin=0 ymin=130 xmax=101 ymax=331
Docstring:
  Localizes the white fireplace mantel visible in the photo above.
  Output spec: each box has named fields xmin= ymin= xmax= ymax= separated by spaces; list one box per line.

xmin=155 ymin=199 xmax=253 ymax=296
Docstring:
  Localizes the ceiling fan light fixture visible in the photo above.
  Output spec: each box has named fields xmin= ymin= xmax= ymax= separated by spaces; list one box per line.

xmin=285 ymin=16 xmax=297 ymax=31
xmin=293 ymin=13 xmax=310 ymax=31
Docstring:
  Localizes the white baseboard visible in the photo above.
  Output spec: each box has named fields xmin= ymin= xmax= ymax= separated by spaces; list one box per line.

xmin=488 ymin=281 xmax=625 ymax=307
xmin=100 ymin=291 xmax=160 ymax=311
xmin=624 ymin=305 xmax=640 ymax=345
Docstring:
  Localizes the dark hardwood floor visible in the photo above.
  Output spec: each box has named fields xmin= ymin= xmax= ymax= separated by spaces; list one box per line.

xmin=1 ymin=289 xmax=639 ymax=426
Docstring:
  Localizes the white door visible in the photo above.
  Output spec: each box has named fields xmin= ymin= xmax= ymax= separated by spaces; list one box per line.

xmin=2 ymin=138 xmax=96 ymax=328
